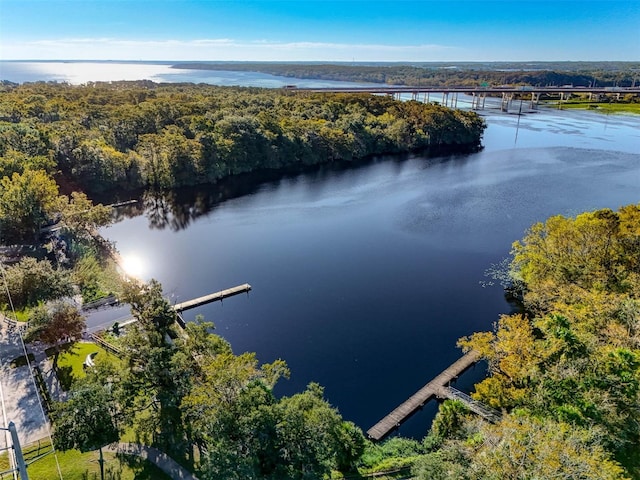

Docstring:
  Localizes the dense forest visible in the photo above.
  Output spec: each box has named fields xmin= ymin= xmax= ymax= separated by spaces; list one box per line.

xmin=2 ymin=79 xmax=638 ymax=478
xmin=173 ymin=62 xmax=640 ymax=87
xmin=0 ymin=81 xmax=484 ymax=199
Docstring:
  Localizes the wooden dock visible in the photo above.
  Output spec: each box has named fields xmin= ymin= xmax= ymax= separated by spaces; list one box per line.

xmin=172 ymin=284 xmax=251 ymax=312
xmin=111 ymin=284 xmax=251 ymax=331
xmin=366 ymin=350 xmax=481 ymax=441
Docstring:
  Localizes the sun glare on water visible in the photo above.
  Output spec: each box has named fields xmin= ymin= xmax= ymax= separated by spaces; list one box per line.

xmin=121 ymin=253 xmax=146 ymax=279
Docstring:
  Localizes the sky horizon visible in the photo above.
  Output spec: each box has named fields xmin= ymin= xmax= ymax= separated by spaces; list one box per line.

xmin=1 ymin=0 xmax=639 ymax=63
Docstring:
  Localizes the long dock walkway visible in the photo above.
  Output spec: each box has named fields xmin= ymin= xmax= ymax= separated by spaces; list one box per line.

xmin=367 ymin=350 xmax=480 ymax=441
xmin=112 ymin=284 xmax=252 ymax=332
xmin=173 ymin=283 xmax=251 ymax=312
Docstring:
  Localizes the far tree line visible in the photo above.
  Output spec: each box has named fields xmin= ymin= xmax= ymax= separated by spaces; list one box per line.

xmin=172 ymin=62 xmax=640 ymax=88
xmin=0 ymin=82 xmax=485 ymax=199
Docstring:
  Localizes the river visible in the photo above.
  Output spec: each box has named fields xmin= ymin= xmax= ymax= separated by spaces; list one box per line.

xmin=0 ymin=60 xmax=371 ymax=88
xmin=4 ymin=61 xmax=639 ymax=439
xmin=100 ymin=108 xmax=640 ymax=439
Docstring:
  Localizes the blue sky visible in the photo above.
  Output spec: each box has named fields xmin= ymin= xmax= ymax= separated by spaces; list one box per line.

xmin=1 ymin=0 xmax=638 ymax=61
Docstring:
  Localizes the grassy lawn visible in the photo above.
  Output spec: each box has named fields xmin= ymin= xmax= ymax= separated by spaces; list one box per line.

xmin=48 ymin=342 xmax=117 ymax=390
xmin=556 ymin=101 xmax=640 ymax=114
xmin=0 ymin=441 xmax=172 ymax=480
xmin=1 ymin=305 xmax=31 ymax=322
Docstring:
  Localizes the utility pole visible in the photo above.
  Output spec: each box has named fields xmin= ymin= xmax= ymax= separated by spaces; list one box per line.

xmin=0 ymin=422 xmax=29 ymax=479
xmin=8 ymin=423 xmax=28 ymax=480
xmin=98 ymin=446 xmax=105 ymax=480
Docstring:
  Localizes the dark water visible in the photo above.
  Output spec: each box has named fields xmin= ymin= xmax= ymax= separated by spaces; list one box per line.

xmin=97 ymin=108 xmax=640 ymax=440
xmin=5 ymin=61 xmax=638 ymax=438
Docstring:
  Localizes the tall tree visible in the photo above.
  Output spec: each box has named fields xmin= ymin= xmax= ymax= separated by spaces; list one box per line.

xmin=57 ymin=191 xmax=112 ymax=238
xmin=52 ymin=379 xmax=119 ymax=480
xmin=119 ymin=280 xmax=184 ymax=456
xmin=27 ymin=302 xmax=85 ymax=366
xmin=472 ymin=414 xmax=627 ymax=480
xmin=0 ymin=169 xmax=59 ymax=242
xmin=0 ymin=257 xmax=73 ymax=309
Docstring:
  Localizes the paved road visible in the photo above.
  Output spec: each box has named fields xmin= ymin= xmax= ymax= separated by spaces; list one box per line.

xmin=0 ymin=319 xmax=50 ymax=448
xmin=105 ymin=442 xmax=200 ymax=480
xmin=84 ymin=304 xmax=132 ymax=333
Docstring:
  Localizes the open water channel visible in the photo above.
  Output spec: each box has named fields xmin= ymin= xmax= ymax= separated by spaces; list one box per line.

xmin=4 ymin=61 xmax=639 ymax=439
xmin=101 ymin=108 xmax=639 ymax=439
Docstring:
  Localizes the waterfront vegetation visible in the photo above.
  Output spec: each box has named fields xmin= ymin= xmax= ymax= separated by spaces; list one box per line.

xmin=343 ymin=205 xmax=640 ymax=479
xmin=559 ymin=100 xmax=640 ymax=114
xmin=172 ymin=61 xmax=640 ymax=88
xmin=7 ymin=203 xmax=638 ymax=479
xmin=1 ymin=79 xmax=639 ymax=478
xmin=0 ymin=81 xmax=485 ymax=197
xmin=0 ymin=81 xmax=482 ymax=478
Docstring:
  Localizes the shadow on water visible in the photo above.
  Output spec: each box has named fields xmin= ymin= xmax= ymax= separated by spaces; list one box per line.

xmin=101 ymin=146 xmax=481 ymax=231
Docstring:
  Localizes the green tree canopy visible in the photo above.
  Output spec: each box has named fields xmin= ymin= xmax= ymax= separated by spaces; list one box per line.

xmin=27 ymin=302 xmax=85 ymax=366
xmin=52 ymin=380 xmax=119 ymax=453
xmin=0 ymin=257 xmax=73 ymax=309
xmin=0 ymin=82 xmax=486 ymax=194
xmin=0 ymin=169 xmax=59 ymax=242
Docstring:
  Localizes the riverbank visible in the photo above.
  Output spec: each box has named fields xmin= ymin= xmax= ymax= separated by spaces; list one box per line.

xmin=555 ymin=101 xmax=640 ymax=114
xmin=1 ymin=82 xmax=485 ymax=195
xmin=99 ymin=108 xmax=640 ymax=441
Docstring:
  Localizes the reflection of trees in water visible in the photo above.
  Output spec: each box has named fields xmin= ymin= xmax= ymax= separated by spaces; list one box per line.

xmin=108 ymin=172 xmax=271 ymax=231
xmin=108 ymin=150 xmax=464 ymax=231
xmin=144 ymin=191 xmax=177 ymax=230
xmin=142 ymin=179 xmax=257 ymax=231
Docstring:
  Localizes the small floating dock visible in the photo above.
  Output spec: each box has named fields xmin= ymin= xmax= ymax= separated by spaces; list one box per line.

xmin=173 ymin=283 xmax=252 ymax=312
xmin=367 ymin=350 xmax=481 ymax=441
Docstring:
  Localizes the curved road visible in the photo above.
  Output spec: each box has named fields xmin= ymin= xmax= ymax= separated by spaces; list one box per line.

xmin=105 ymin=442 xmax=200 ymax=480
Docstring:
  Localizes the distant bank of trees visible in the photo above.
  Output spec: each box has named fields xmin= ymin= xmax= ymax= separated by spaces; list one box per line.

xmin=173 ymin=62 xmax=639 ymax=88
xmin=0 ymin=82 xmax=485 ymax=195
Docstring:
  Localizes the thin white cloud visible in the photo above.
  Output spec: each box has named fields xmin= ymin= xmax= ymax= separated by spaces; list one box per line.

xmin=2 ymin=37 xmax=461 ymax=62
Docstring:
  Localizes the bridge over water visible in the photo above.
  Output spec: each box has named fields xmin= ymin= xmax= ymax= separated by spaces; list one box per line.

xmin=289 ymin=85 xmax=640 ymax=111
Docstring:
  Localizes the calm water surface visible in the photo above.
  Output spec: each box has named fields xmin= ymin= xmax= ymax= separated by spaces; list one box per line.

xmin=0 ymin=61 xmax=370 ymax=88
xmin=9 ymin=60 xmax=636 ymax=438
xmin=5 ymin=61 xmax=638 ymax=437
xmin=98 ymin=109 xmax=640 ymax=439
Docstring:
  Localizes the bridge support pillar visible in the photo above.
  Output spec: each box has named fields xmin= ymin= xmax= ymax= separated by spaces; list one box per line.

xmin=530 ymin=92 xmax=540 ymax=109
xmin=471 ymin=93 xmax=486 ymax=110
xmin=501 ymin=92 xmax=512 ymax=112
xmin=559 ymin=92 xmax=570 ymax=109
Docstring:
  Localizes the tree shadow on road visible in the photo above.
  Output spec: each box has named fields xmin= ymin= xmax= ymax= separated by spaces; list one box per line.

xmin=115 ymin=454 xmax=173 ymax=480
